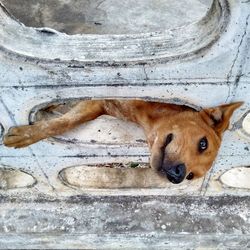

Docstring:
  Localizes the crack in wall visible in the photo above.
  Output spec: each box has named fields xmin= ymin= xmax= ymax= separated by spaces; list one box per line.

xmin=203 ymin=12 xmax=249 ymax=193
xmin=225 ymin=14 xmax=250 ymax=102
xmin=95 ymin=0 xmax=106 ymax=9
xmin=30 ymin=150 xmax=57 ymax=194
xmin=142 ymin=65 xmax=149 ymax=81
xmin=0 ymin=98 xmax=57 ymax=193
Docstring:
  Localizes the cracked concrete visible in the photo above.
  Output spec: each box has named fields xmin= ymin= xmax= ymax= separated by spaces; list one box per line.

xmin=226 ymin=14 xmax=250 ymax=101
xmin=0 ymin=97 xmax=57 ymax=193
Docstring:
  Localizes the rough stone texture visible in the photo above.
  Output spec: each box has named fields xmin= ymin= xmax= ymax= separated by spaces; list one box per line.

xmin=0 ymin=0 xmax=228 ymax=61
xmin=0 ymin=196 xmax=249 ymax=249
xmin=1 ymin=0 xmax=212 ymax=35
xmin=0 ymin=0 xmax=250 ymax=248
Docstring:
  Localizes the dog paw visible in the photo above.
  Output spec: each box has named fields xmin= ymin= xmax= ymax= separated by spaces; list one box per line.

xmin=3 ymin=125 xmax=43 ymax=148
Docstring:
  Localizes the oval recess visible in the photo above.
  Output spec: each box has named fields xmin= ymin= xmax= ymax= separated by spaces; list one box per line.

xmin=242 ymin=112 xmax=250 ymax=135
xmin=220 ymin=167 xmax=250 ymax=189
xmin=59 ymin=164 xmax=172 ymax=189
xmin=2 ymin=0 xmax=212 ymax=35
xmin=0 ymin=167 xmax=36 ymax=189
xmin=30 ymin=99 xmax=199 ymax=146
xmin=32 ymin=101 xmax=146 ymax=146
xmin=0 ymin=0 xmax=229 ymax=63
xmin=59 ymin=163 xmax=204 ymax=189
xmin=236 ymin=111 xmax=250 ymax=141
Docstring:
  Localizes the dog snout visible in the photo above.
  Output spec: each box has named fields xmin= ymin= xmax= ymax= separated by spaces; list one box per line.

xmin=163 ymin=163 xmax=186 ymax=184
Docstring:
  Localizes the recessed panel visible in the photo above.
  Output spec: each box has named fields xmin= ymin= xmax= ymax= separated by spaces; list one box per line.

xmin=242 ymin=113 xmax=250 ymax=135
xmin=59 ymin=164 xmax=203 ymax=189
xmin=0 ymin=167 xmax=36 ymax=189
xmin=2 ymin=0 xmax=211 ymax=35
xmin=32 ymin=101 xmax=147 ymax=146
xmin=220 ymin=167 xmax=250 ymax=189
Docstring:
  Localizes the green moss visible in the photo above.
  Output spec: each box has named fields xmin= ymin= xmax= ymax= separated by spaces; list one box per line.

xmin=129 ymin=162 xmax=139 ymax=168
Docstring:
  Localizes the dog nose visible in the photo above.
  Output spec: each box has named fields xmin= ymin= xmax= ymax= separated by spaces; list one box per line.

xmin=165 ymin=164 xmax=186 ymax=184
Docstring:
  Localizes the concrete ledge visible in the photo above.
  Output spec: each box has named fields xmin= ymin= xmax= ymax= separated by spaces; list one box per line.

xmin=0 ymin=195 xmax=249 ymax=249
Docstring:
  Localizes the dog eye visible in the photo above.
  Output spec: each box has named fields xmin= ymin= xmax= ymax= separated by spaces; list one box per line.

xmin=186 ymin=172 xmax=194 ymax=180
xmin=198 ymin=137 xmax=208 ymax=153
xmin=164 ymin=133 xmax=173 ymax=147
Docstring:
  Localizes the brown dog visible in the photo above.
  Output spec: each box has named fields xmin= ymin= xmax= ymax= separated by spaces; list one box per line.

xmin=3 ymin=100 xmax=242 ymax=184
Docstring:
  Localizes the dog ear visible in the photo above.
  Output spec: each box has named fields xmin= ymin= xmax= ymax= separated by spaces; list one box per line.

xmin=200 ymin=102 xmax=243 ymax=136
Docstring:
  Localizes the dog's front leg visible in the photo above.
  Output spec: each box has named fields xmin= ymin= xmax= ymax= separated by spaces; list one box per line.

xmin=3 ymin=100 xmax=104 ymax=148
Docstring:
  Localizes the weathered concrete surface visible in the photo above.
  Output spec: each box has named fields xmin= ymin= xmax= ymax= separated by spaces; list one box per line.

xmin=1 ymin=0 xmax=212 ymax=35
xmin=0 ymin=196 xmax=249 ymax=249
xmin=0 ymin=0 xmax=228 ymax=62
xmin=0 ymin=0 xmax=250 ymax=248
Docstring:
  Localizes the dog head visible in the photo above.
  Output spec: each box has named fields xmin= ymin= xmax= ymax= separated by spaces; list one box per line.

xmin=148 ymin=102 xmax=243 ymax=184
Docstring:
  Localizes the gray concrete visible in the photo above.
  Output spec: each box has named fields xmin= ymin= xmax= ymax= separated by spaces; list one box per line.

xmin=0 ymin=0 xmax=227 ymax=62
xmin=2 ymin=0 xmax=212 ymax=35
xmin=0 ymin=0 xmax=250 ymax=248
xmin=0 ymin=196 xmax=249 ymax=249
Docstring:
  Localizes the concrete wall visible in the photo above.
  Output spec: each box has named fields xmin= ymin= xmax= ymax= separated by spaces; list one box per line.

xmin=0 ymin=0 xmax=249 ymax=248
